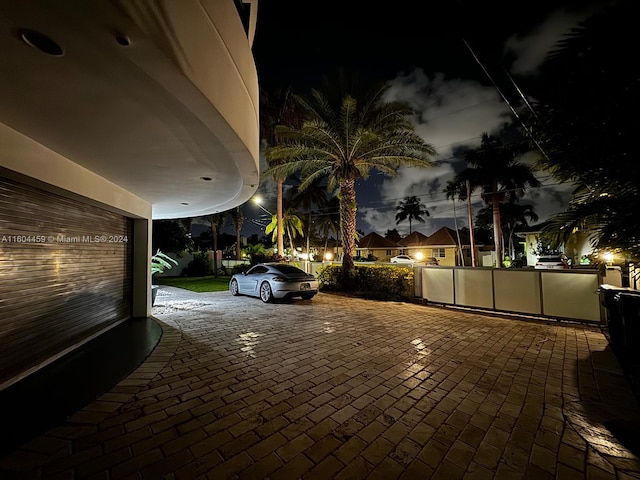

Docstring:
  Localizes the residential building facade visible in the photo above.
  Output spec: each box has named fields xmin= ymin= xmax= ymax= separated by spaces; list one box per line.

xmin=355 ymin=232 xmax=402 ymax=262
xmin=0 ymin=1 xmax=260 ymax=389
xmin=398 ymin=231 xmax=430 ymax=258
xmin=424 ymin=227 xmax=480 ymax=267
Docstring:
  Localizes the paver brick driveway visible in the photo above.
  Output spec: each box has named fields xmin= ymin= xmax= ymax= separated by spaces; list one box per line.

xmin=2 ymin=287 xmax=640 ymax=479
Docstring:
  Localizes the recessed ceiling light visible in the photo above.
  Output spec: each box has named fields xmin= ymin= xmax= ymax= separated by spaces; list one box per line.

xmin=200 ymin=176 xmax=212 ymax=181
xmin=115 ymin=32 xmax=130 ymax=46
xmin=19 ymin=28 xmax=64 ymax=56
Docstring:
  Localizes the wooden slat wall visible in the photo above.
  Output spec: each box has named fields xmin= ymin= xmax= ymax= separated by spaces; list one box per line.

xmin=0 ymin=176 xmax=132 ymax=387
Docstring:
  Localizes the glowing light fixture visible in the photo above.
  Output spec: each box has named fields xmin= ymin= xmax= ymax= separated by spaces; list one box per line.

xmin=252 ymin=196 xmax=273 ymax=215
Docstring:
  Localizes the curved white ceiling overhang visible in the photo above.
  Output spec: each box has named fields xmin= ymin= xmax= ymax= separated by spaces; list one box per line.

xmin=0 ymin=0 xmax=260 ymax=220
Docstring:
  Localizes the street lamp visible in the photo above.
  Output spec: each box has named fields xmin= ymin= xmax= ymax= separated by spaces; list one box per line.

xmin=252 ymin=196 xmax=273 ymax=216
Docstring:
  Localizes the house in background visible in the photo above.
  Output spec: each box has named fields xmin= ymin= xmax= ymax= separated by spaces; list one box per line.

xmin=398 ymin=231 xmax=430 ymax=258
xmin=355 ymin=232 xmax=402 ymax=261
xmin=424 ymin=227 xmax=483 ymax=266
xmin=516 ymin=222 xmax=598 ymax=267
xmin=0 ymin=1 xmax=260 ymax=390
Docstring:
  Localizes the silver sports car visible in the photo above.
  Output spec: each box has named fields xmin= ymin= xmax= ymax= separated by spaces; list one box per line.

xmin=229 ymin=263 xmax=319 ymax=302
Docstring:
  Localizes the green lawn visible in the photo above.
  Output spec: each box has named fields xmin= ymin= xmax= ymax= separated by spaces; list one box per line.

xmin=154 ymin=275 xmax=231 ymax=293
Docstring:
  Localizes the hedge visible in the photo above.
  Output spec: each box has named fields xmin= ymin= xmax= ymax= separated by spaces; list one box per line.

xmin=316 ymin=264 xmax=414 ymax=301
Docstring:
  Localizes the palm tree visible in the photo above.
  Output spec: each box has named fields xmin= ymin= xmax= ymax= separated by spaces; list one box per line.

xmin=265 ymin=82 xmax=436 ymax=278
xmin=443 ymin=181 xmax=466 ymax=265
xmin=452 ymin=133 xmax=540 ymax=267
xmin=395 ymin=196 xmax=429 ymax=234
xmin=315 ymin=195 xmax=340 ymax=260
xmin=260 ymin=86 xmax=304 ymax=257
xmin=208 ymin=213 xmax=226 ymax=277
xmin=385 ymin=229 xmax=402 ymax=243
xmin=288 ymin=178 xmax=329 ymax=261
xmin=228 ymin=206 xmax=245 ymax=260
xmin=265 ymin=207 xmax=304 ymax=256
xmin=476 ymin=202 xmax=538 ymax=260
xmin=528 ymin=2 xmax=639 ymax=260
xmin=243 ymin=242 xmax=266 ymax=264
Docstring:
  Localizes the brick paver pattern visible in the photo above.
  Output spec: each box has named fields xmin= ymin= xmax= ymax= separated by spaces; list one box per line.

xmin=1 ymin=287 xmax=639 ymax=479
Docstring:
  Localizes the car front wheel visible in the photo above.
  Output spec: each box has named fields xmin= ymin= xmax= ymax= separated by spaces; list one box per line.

xmin=230 ymin=279 xmax=239 ymax=296
xmin=260 ymin=282 xmax=273 ymax=303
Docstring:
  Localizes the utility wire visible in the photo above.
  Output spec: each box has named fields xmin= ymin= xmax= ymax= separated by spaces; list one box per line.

xmin=462 ymin=38 xmax=550 ymax=162
xmin=502 ymin=67 xmax=545 ymax=128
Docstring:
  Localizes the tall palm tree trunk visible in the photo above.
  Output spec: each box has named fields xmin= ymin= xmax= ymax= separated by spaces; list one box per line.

xmin=323 ymin=229 xmax=329 ymax=261
xmin=286 ymin=224 xmax=295 ymax=255
xmin=235 ymin=226 xmax=242 ymax=260
xmin=340 ymin=179 xmax=357 ymax=274
xmin=508 ymin=226 xmax=516 ymax=260
xmin=466 ymin=180 xmax=477 ymax=267
xmin=277 ymin=178 xmax=284 ymax=256
xmin=452 ymin=199 xmax=464 ymax=265
xmin=491 ymin=193 xmax=504 ymax=268
xmin=234 ymin=206 xmax=243 ymax=260
xmin=211 ymin=224 xmax=219 ymax=277
xmin=306 ymin=210 xmax=312 ymax=261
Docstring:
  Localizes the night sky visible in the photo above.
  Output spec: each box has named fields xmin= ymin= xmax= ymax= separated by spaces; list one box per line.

xmin=223 ymin=0 xmax=615 ymax=238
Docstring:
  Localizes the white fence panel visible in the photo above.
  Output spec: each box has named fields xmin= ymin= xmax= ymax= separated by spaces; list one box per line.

xmin=454 ymin=268 xmax=494 ymax=309
xmin=494 ymin=269 xmax=542 ymax=315
xmin=421 ymin=268 xmax=455 ymax=304
xmin=420 ymin=266 xmax=604 ymax=323
xmin=541 ymin=271 xmax=602 ymax=322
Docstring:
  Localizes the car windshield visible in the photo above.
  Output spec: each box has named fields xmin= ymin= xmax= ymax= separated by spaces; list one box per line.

xmin=272 ymin=265 xmax=305 ymax=274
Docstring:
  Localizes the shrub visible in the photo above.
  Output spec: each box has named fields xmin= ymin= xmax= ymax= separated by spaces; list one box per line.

xmin=250 ymin=253 xmax=284 ymax=265
xmin=185 ymin=252 xmax=211 ymax=276
xmin=316 ymin=264 xmax=343 ymax=291
xmin=230 ymin=264 xmax=250 ymax=275
xmin=508 ymin=257 xmax=528 ymax=268
xmin=317 ymin=264 xmax=414 ymax=301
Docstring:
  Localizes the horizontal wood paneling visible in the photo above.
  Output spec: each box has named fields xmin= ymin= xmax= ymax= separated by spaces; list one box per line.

xmin=0 ymin=176 xmax=132 ymax=387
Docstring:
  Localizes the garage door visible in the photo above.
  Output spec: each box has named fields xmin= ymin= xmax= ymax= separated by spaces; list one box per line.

xmin=0 ymin=176 xmax=133 ymax=388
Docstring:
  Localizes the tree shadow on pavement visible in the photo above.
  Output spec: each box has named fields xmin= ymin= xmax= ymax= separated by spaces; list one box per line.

xmin=569 ymin=345 xmax=640 ymax=472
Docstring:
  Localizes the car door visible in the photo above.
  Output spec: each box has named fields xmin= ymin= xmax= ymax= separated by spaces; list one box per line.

xmin=238 ymin=265 xmax=268 ymax=296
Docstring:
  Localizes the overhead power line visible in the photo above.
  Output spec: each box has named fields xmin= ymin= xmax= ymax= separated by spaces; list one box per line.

xmin=461 ymin=38 xmax=550 ymax=162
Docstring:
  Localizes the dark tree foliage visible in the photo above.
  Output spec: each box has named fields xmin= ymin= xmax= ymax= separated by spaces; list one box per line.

xmin=385 ymin=229 xmax=402 ymax=243
xmin=451 ymin=133 xmax=540 ymax=266
xmin=246 ymin=233 xmax=273 ymax=247
xmin=395 ymin=196 xmax=429 ymax=234
xmin=152 ymin=220 xmax=192 ymax=256
xmin=193 ymin=231 xmax=236 ymax=253
xmin=528 ymin=1 xmax=639 ymax=258
xmin=476 ymin=201 xmax=538 ymax=258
